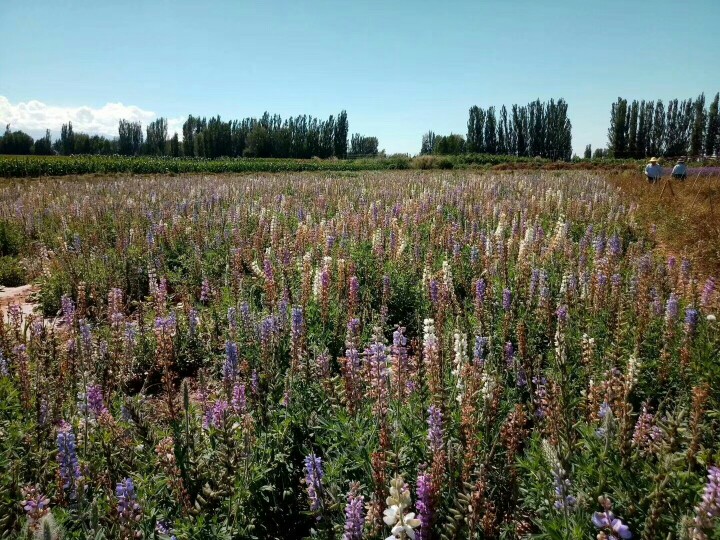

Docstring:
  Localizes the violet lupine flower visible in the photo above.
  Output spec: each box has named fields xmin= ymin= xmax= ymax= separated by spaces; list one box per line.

xmin=701 ymin=277 xmax=716 ymax=308
xmin=342 ymin=484 xmax=365 ymax=540
xmin=223 ymin=341 xmax=239 ymax=382
xmin=504 ymin=341 xmax=515 ymax=368
xmin=427 ymin=405 xmax=443 ymax=454
xmin=476 ymin=278 xmax=486 ymax=304
xmin=61 ymin=295 xmax=76 ymax=328
xmin=552 ymin=464 xmax=577 ymax=510
xmin=304 ymin=453 xmax=324 ymax=513
xmin=349 ymin=276 xmax=359 ymax=303
xmin=592 ymin=507 xmax=632 ymax=539
xmin=87 ymin=384 xmax=108 ymax=417
xmin=599 ymin=402 xmax=611 ymax=420
xmin=529 ymin=269 xmax=540 ymax=299
xmin=685 ymin=308 xmax=700 ymax=335
xmin=154 ymin=312 xmax=177 ymax=335
xmin=240 ymin=302 xmax=251 ymax=328
xmin=231 ymin=383 xmax=246 ymax=414
xmin=116 ymin=477 xmax=142 ymax=526
xmin=429 ymin=279 xmax=439 ymax=305
xmin=227 ymin=307 xmax=237 ymax=331
xmin=251 ymin=369 xmax=260 ymax=395
xmin=291 ymin=307 xmax=304 ymax=342
xmin=0 ymin=352 xmax=7 ymax=377
xmin=533 ymin=377 xmax=548 ymax=419
xmin=556 ymin=305 xmax=568 ymax=323
xmin=57 ymin=428 xmax=82 ymax=496
xmin=665 ymin=293 xmax=679 ymax=323
xmin=200 ymin=278 xmax=211 ymax=303
xmin=473 ymin=336 xmax=488 ymax=365
xmin=204 ymin=400 xmax=229 ymax=429
xmin=502 ymin=288 xmax=512 ymax=311
xmin=609 ymin=234 xmax=622 ymax=256
xmin=681 ymin=258 xmax=691 ymax=279
xmin=188 ymin=308 xmax=199 ymax=337
xmin=21 ymin=485 xmax=51 ymax=529
xmin=415 ymin=473 xmax=432 ymax=539
xmin=80 ymin=320 xmax=92 ymax=352
xmin=692 ymin=466 xmax=720 ymax=538
xmin=470 ymin=246 xmax=479 ymax=264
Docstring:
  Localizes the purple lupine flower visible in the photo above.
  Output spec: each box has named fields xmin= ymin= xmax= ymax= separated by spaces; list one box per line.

xmin=609 ymin=234 xmax=622 ymax=256
xmin=291 ymin=307 xmax=304 ymax=342
xmin=61 ymin=295 xmax=76 ymax=328
xmin=87 ymin=384 xmax=108 ymax=417
xmin=200 ymin=278 xmax=211 ymax=303
xmin=188 ymin=308 xmax=199 ymax=337
xmin=260 ymin=315 xmax=276 ymax=348
xmin=57 ymin=428 xmax=82 ymax=496
xmin=240 ymin=302 xmax=251 ymax=328
xmin=116 ymin=478 xmax=142 ymax=525
xmin=529 ymin=269 xmax=540 ymax=299
xmin=667 ymin=256 xmax=677 ymax=272
xmin=251 ymin=369 xmax=260 ymax=395
xmin=552 ymin=463 xmax=577 ymax=510
xmin=223 ymin=341 xmax=238 ymax=382
xmin=427 ymin=405 xmax=443 ymax=454
xmin=701 ymin=277 xmax=716 ymax=308
xmin=470 ymin=246 xmax=479 ymax=264
xmin=592 ymin=508 xmax=632 ymax=539
xmin=304 ymin=453 xmax=324 ymax=513
xmin=227 ymin=307 xmax=237 ymax=331
xmin=342 ymin=484 xmax=365 ymax=540
xmin=473 ymin=336 xmax=488 ymax=365
xmin=533 ymin=376 xmax=548 ymax=418
xmin=504 ymin=342 xmax=515 ymax=368
xmin=156 ymin=520 xmax=173 ymax=535
xmin=681 ymin=258 xmax=691 ymax=279
xmin=0 ymin=352 xmax=7 ymax=377
xmin=556 ymin=305 xmax=568 ymax=323
xmin=502 ymin=288 xmax=512 ymax=311
xmin=665 ymin=293 xmax=679 ymax=323
xmin=599 ymin=402 xmax=611 ymax=420
xmin=21 ymin=485 xmax=51 ymax=527
xmin=124 ymin=322 xmax=137 ymax=348
xmin=80 ymin=320 xmax=92 ymax=352
xmin=204 ymin=400 xmax=229 ymax=429
xmin=692 ymin=466 xmax=720 ymax=537
xmin=349 ymin=275 xmax=359 ymax=301
xmin=429 ymin=279 xmax=439 ymax=305
xmin=476 ymin=278 xmax=486 ymax=304
xmin=154 ymin=312 xmax=177 ymax=335
xmin=517 ymin=367 xmax=528 ymax=388
xmin=231 ymin=383 xmax=246 ymax=414
xmin=416 ymin=472 xmax=432 ymax=539
xmin=685 ymin=308 xmax=700 ymax=335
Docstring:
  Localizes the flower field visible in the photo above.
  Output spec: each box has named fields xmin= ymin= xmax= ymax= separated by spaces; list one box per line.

xmin=0 ymin=171 xmax=718 ymax=539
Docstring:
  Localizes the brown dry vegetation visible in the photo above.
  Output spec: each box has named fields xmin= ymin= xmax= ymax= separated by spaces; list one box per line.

xmin=608 ymin=171 xmax=720 ymax=277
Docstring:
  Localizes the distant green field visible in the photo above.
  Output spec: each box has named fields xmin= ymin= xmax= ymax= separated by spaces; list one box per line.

xmin=2 ymin=153 xmax=707 ymax=178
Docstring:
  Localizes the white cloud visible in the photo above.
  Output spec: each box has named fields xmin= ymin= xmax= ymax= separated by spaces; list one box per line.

xmin=0 ymin=96 xmax=184 ymax=140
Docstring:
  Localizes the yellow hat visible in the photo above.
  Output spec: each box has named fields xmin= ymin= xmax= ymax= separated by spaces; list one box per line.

xmin=649 ymin=157 xmax=659 ymax=163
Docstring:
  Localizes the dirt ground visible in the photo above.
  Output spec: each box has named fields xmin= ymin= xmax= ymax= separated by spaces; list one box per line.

xmin=0 ymin=284 xmax=38 ymax=319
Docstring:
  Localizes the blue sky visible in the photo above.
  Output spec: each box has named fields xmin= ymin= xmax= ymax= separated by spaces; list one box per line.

xmin=1 ymin=0 xmax=718 ymax=155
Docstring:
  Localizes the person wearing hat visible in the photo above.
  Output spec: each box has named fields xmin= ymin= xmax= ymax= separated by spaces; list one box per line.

xmin=671 ymin=158 xmax=687 ymax=180
xmin=645 ymin=157 xmax=663 ymax=183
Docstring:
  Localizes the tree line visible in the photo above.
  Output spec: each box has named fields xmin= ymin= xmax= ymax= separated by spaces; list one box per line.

xmin=421 ymin=98 xmax=573 ymax=161
xmin=0 ymin=110 xmax=381 ymax=159
xmin=606 ymin=93 xmax=719 ymax=158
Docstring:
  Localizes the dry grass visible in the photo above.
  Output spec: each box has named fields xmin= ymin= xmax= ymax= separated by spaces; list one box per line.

xmin=608 ymin=171 xmax=720 ymax=276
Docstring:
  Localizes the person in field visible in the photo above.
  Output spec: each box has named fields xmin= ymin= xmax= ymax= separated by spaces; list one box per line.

xmin=671 ymin=158 xmax=687 ymax=180
xmin=645 ymin=157 xmax=662 ymax=183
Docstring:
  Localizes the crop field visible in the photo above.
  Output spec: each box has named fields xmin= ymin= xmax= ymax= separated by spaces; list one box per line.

xmin=0 ymin=170 xmax=719 ymax=539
